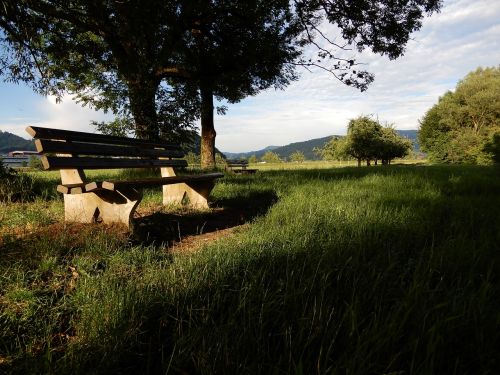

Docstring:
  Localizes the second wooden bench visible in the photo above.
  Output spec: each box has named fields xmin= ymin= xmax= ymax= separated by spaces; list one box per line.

xmin=225 ymin=159 xmax=257 ymax=174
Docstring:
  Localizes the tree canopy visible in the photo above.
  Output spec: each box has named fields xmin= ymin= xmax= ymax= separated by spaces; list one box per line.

xmin=418 ymin=66 xmax=500 ymax=164
xmin=261 ymin=151 xmax=282 ymax=163
xmin=289 ymin=150 xmax=306 ymax=163
xmin=1 ymin=0 xmax=442 ymax=168
xmin=317 ymin=116 xmax=412 ymax=166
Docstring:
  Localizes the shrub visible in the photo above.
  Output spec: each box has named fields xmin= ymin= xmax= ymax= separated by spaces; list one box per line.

xmin=0 ymin=161 xmax=38 ymax=202
xmin=28 ymin=155 xmax=43 ymax=170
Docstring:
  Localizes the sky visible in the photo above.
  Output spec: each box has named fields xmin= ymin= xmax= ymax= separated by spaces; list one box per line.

xmin=0 ymin=0 xmax=499 ymax=153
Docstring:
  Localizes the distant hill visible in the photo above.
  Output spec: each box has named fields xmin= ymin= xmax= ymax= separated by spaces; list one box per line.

xmin=222 ymin=130 xmax=420 ymax=160
xmin=0 ymin=131 xmax=35 ymax=154
xmin=223 ymin=135 xmax=336 ymax=160
xmin=224 ymin=145 xmax=280 ymax=160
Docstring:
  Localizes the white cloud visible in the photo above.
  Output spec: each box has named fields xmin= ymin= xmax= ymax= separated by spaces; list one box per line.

xmin=36 ymin=95 xmax=111 ymax=132
xmin=1 ymin=95 xmax=110 ymax=139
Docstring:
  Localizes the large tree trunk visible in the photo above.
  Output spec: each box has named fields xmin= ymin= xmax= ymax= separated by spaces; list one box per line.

xmin=200 ymin=82 xmax=216 ymax=169
xmin=128 ymin=81 xmax=159 ymax=140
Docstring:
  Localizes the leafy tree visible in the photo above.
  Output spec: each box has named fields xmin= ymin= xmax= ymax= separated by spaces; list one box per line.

xmin=289 ymin=150 xmax=305 ymax=163
xmin=484 ymin=132 xmax=500 ymax=164
xmin=28 ymin=155 xmax=43 ymax=170
xmin=248 ymin=155 xmax=258 ymax=164
xmin=419 ymin=66 xmax=500 ymax=164
xmin=321 ymin=117 xmax=411 ymax=166
xmin=1 ymin=0 xmax=442 ymax=169
xmin=376 ymin=127 xmax=413 ymax=165
xmin=261 ymin=151 xmax=281 ymax=163
xmin=315 ymin=136 xmax=350 ymax=162
xmin=345 ymin=116 xmax=382 ymax=166
xmin=0 ymin=1 xmax=201 ymax=140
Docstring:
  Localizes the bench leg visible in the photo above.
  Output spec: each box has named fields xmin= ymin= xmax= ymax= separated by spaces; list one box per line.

xmin=64 ymin=194 xmax=101 ymax=223
xmin=162 ymin=181 xmax=215 ymax=209
xmin=184 ymin=181 xmax=216 ymax=208
xmin=63 ymin=188 xmax=142 ymax=229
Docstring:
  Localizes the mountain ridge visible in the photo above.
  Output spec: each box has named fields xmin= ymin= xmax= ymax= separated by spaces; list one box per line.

xmin=0 ymin=131 xmax=36 ymax=154
xmin=222 ymin=130 xmax=419 ymax=160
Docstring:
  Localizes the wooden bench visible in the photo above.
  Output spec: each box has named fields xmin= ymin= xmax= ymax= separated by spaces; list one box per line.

xmin=225 ymin=159 xmax=257 ymax=174
xmin=26 ymin=126 xmax=223 ymax=229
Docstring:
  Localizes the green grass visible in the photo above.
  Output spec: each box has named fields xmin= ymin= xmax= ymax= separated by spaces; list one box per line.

xmin=0 ymin=165 xmax=499 ymax=374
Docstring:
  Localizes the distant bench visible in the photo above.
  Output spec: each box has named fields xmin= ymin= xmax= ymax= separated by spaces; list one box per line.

xmin=26 ymin=126 xmax=223 ymax=229
xmin=225 ymin=159 xmax=257 ymax=174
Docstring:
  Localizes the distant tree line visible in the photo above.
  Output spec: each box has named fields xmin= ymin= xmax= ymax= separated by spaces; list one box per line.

xmin=228 ymin=117 xmax=413 ymax=167
xmin=315 ymin=116 xmax=412 ymax=166
xmin=418 ymin=66 xmax=500 ymax=164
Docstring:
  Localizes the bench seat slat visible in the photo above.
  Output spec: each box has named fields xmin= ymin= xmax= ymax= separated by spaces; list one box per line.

xmin=42 ymin=156 xmax=188 ymax=170
xmin=98 ymin=173 xmax=224 ymax=191
xmin=57 ymin=183 xmax=85 ymax=194
xmin=27 ymin=126 xmax=180 ymax=149
xmin=57 ymin=174 xmax=223 ymax=195
xmin=233 ymin=169 xmax=257 ymax=174
xmin=35 ymin=139 xmax=184 ymax=158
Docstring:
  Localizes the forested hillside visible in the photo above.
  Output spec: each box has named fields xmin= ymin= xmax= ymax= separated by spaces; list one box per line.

xmin=0 ymin=131 xmax=36 ymax=154
xmin=224 ymin=130 xmax=418 ymax=160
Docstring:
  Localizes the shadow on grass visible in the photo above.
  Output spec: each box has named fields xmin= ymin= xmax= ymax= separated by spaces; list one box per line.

xmin=66 ymin=167 xmax=500 ymax=374
xmin=132 ymin=189 xmax=278 ymax=246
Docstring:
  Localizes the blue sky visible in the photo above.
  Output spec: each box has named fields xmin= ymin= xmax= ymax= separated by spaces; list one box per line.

xmin=1 ymin=0 xmax=499 ymax=152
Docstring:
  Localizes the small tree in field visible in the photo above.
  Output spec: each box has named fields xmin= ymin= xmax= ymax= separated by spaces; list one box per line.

xmin=261 ymin=151 xmax=281 ymax=163
xmin=345 ymin=116 xmax=382 ymax=166
xmin=328 ymin=116 xmax=412 ymax=166
xmin=376 ymin=127 xmax=413 ymax=164
xmin=316 ymin=136 xmax=350 ymax=162
xmin=248 ymin=155 xmax=258 ymax=164
xmin=289 ymin=150 xmax=305 ymax=163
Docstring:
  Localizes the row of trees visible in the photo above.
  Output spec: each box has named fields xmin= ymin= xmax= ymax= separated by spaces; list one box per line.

xmin=184 ymin=150 xmax=305 ymax=165
xmin=249 ymin=150 xmax=306 ymax=164
xmin=0 ymin=0 xmax=442 ymax=168
xmin=316 ymin=116 xmax=413 ymax=166
xmin=418 ymin=66 xmax=500 ymax=164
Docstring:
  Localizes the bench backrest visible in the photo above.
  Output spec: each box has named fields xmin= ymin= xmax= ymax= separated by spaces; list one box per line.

xmin=27 ymin=126 xmax=188 ymax=171
xmin=226 ymin=159 xmax=248 ymax=168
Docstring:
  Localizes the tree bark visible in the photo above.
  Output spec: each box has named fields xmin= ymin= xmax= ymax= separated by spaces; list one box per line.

xmin=128 ymin=81 xmax=159 ymax=140
xmin=200 ymin=82 xmax=216 ymax=169
xmin=357 ymin=158 xmax=361 ymax=167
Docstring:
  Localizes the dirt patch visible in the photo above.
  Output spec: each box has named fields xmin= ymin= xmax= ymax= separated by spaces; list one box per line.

xmin=169 ymin=224 xmax=248 ymax=254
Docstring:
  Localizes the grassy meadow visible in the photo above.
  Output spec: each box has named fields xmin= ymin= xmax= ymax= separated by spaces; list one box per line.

xmin=1 ymin=162 xmax=499 ymax=374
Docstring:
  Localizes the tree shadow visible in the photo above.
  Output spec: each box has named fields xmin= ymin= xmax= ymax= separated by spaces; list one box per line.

xmin=132 ymin=189 xmax=278 ymax=247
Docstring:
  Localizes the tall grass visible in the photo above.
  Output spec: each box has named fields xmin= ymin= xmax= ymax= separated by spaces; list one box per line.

xmin=0 ymin=165 xmax=499 ymax=374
